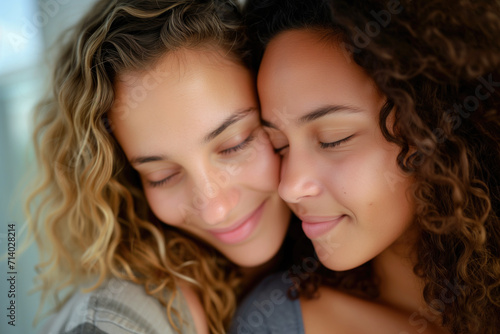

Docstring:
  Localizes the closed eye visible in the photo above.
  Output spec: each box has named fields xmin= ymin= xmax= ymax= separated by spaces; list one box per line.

xmin=148 ymin=172 xmax=180 ymax=188
xmin=319 ymin=135 xmax=354 ymax=149
xmin=220 ymin=134 xmax=255 ymax=155
xmin=273 ymin=145 xmax=289 ymax=154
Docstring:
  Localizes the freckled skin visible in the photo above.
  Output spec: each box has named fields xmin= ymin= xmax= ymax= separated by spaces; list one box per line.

xmin=258 ymin=30 xmax=415 ymax=271
xmin=110 ymin=49 xmax=290 ymax=268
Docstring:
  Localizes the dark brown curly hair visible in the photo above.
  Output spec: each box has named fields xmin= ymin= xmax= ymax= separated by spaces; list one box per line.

xmin=244 ymin=0 xmax=500 ymax=333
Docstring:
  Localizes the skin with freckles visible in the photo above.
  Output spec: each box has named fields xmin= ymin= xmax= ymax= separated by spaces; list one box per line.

xmin=111 ymin=48 xmax=290 ymax=268
xmin=258 ymin=29 xmax=415 ymax=272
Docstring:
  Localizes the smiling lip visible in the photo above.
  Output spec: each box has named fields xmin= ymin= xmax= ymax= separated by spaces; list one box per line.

xmin=208 ymin=201 xmax=266 ymax=244
xmin=300 ymin=215 xmax=345 ymax=239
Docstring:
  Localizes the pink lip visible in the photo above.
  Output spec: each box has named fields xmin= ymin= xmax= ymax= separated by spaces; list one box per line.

xmin=300 ymin=215 xmax=345 ymax=239
xmin=208 ymin=201 xmax=266 ymax=244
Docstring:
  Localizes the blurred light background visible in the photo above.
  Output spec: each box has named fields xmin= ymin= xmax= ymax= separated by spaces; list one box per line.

xmin=1 ymin=1 xmax=97 ymax=333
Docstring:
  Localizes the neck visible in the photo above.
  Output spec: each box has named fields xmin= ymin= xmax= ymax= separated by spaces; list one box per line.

xmin=373 ymin=244 xmax=423 ymax=313
xmin=239 ymin=252 xmax=281 ymax=294
xmin=377 ymin=224 xmax=444 ymax=317
xmin=373 ymin=246 xmax=450 ymax=332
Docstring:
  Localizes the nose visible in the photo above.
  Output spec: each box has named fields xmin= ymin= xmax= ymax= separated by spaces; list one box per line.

xmin=278 ymin=149 xmax=322 ymax=203
xmin=192 ymin=168 xmax=240 ymax=225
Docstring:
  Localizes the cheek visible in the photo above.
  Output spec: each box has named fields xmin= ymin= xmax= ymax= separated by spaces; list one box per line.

xmin=318 ymin=152 xmax=368 ymax=201
xmin=256 ymin=144 xmax=281 ymax=189
xmin=356 ymin=148 xmax=414 ymax=230
xmin=323 ymin=145 xmax=413 ymax=214
xmin=144 ymin=188 xmax=187 ymax=226
xmin=237 ymin=133 xmax=281 ymax=190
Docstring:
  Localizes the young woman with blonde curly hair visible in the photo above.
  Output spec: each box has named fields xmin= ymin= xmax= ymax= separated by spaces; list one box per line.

xmin=232 ymin=0 xmax=500 ymax=333
xmin=27 ymin=0 xmax=292 ymax=333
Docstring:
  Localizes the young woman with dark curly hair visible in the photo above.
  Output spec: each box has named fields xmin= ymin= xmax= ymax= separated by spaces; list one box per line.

xmin=26 ymin=0 xmax=293 ymax=333
xmin=231 ymin=0 xmax=500 ymax=333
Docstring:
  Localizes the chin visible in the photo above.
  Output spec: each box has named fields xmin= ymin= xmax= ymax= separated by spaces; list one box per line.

xmin=227 ymin=242 xmax=281 ymax=268
xmin=232 ymin=205 xmax=290 ymax=268
xmin=320 ymin=260 xmax=359 ymax=272
xmin=314 ymin=243 xmax=368 ymax=272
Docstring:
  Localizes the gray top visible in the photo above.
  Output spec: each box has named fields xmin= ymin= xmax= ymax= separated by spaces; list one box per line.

xmin=229 ymin=273 xmax=305 ymax=334
xmin=41 ymin=278 xmax=196 ymax=334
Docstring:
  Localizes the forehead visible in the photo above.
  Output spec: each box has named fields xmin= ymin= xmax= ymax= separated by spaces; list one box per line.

xmin=109 ymin=48 xmax=256 ymax=158
xmin=258 ymin=29 xmax=348 ymax=87
xmin=257 ymin=29 xmax=379 ymax=122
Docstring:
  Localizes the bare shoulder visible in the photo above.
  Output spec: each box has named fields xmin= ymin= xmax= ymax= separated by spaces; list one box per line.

xmin=300 ymin=286 xmax=448 ymax=334
xmin=178 ymin=283 xmax=209 ymax=334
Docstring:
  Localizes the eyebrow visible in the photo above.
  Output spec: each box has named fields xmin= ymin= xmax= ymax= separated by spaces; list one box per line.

xmin=130 ymin=107 xmax=256 ymax=166
xmin=262 ymin=104 xmax=362 ymax=129
xmin=203 ymin=107 xmax=256 ymax=143
xmin=130 ymin=154 xmax=167 ymax=166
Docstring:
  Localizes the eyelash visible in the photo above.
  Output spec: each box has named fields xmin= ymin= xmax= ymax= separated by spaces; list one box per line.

xmin=274 ymin=145 xmax=288 ymax=154
xmin=220 ymin=134 xmax=255 ymax=155
xmin=148 ymin=135 xmax=255 ymax=188
xmin=273 ymin=134 xmax=354 ymax=154
xmin=319 ymin=135 xmax=354 ymax=149
xmin=148 ymin=173 xmax=178 ymax=188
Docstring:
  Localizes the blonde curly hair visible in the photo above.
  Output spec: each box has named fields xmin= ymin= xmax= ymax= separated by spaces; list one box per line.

xmin=26 ymin=0 xmax=251 ymax=332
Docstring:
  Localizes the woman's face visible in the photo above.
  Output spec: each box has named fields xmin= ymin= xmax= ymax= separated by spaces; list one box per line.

xmin=111 ymin=49 xmax=290 ymax=268
xmin=257 ymin=29 xmax=415 ymax=271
